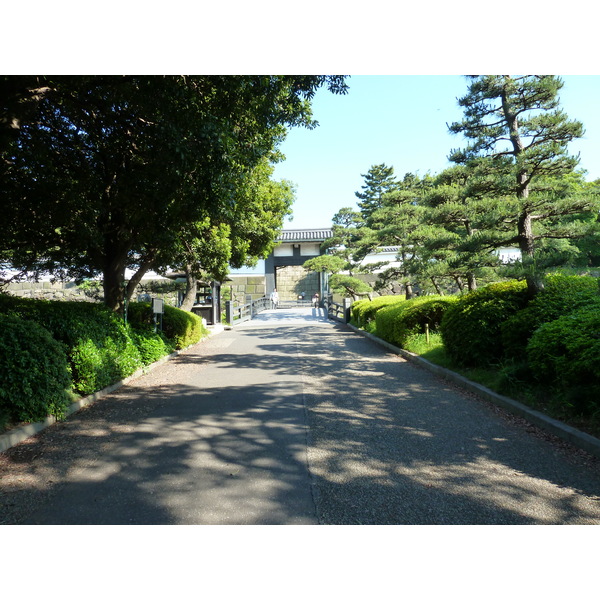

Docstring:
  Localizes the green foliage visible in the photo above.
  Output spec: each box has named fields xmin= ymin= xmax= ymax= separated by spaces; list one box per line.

xmin=77 ymin=279 xmax=104 ymax=301
xmin=303 ymin=254 xmax=346 ymax=274
xmin=2 ymin=75 xmax=347 ymax=312
xmin=402 ymin=332 xmax=445 ymax=356
xmin=28 ymin=301 xmax=145 ymax=396
xmin=163 ymin=304 xmax=206 ymax=349
xmin=501 ymin=274 xmax=600 ymax=359
xmin=355 ymin=163 xmax=400 ymax=219
xmin=329 ymin=274 xmax=372 ymax=300
xmin=127 ymin=301 xmax=207 ymax=350
xmin=0 ymin=314 xmax=72 ymax=424
xmin=0 ymin=296 xmax=206 ymax=402
xmin=350 ymin=295 xmax=405 ymax=327
xmin=526 ymin=303 xmax=600 ymax=417
xmin=376 ymin=295 xmax=457 ymax=348
xmin=440 ymin=281 xmax=529 ymax=367
xmin=130 ymin=332 xmax=175 ymax=366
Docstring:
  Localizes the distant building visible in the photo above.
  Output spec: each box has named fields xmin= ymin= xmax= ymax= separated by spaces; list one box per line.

xmin=266 ymin=228 xmax=333 ymax=301
xmin=356 ymin=246 xmax=402 ymax=272
xmin=495 ymin=247 xmax=522 ymax=263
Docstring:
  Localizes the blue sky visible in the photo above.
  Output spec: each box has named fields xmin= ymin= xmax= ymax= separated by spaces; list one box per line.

xmin=273 ymin=75 xmax=600 ymax=230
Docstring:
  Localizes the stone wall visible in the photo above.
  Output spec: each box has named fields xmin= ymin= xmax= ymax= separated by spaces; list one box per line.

xmin=4 ymin=276 xmax=270 ymax=307
xmin=4 ymin=281 xmax=94 ymax=302
xmin=275 ymin=265 xmax=319 ymax=301
xmin=3 ymin=280 xmax=180 ymax=306
xmin=224 ymin=276 xmax=266 ymax=302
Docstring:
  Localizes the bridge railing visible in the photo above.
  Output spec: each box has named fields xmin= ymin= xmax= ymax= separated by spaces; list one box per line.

xmin=225 ymin=295 xmax=354 ymax=326
xmin=225 ymin=296 xmax=270 ymax=326
xmin=327 ymin=298 xmax=353 ymax=324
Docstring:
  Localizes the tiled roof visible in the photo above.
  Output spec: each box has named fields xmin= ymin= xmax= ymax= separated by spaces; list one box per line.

xmin=276 ymin=228 xmax=333 ymax=242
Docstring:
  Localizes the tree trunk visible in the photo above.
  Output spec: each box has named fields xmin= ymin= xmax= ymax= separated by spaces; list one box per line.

xmin=103 ymin=258 xmax=127 ymax=313
xmin=405 ymin=282 xmax=414 ymax=299
xmin=125 ymin=260 xmax=153 ymax=306
xmin=467 ymin=272 xmax=477 ymax=292
xmin=179 ymin=266 xmax=198 ymax=312
xmin=454 ymin=276 xmax=464 ymax=292
xmin=517 ymin=210 xmax=544 ymax=297
xmin=430 ymin=277 xmax=444 ymax=295
xmin=502 ymin=81 xmax=543 ymax=298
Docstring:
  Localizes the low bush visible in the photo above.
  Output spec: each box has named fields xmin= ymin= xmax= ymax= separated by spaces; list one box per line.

xmin=130 ymin=330 xmax=175 ymax=366
xmin=440 ymin=280 xmax=529 ymax=368
xmin=0 ymin=314 xmax=72 ymax=425
xmin=128 ymin=302 xmax=207 ymax=350
xmin=501 ymin=274 xmax=600 ymax=360
xmin=0 ymin=295 xmax=209 ymax=424
xmin=376 ymin=295 xmax=457 ymax=348
xmin=1 ymin=297 xmax=142 ymax=395
xmin=350 ymin=295 xmax=405 ymax=328
xmin=526 ymin=302 xmax=600 ymax=417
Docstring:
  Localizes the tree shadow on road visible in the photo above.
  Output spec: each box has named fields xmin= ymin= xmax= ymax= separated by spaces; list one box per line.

xmin=3 ymin=321 xmax=600 ymax=525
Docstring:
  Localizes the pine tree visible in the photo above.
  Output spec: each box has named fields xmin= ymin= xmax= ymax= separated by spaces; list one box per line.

xmin=449 ymin=75 xmax=599 ymax=296
xmin=357 ymin=173 xmax=431 ymax=298
xmin=355 ymin=163 xmax=400 ymax=220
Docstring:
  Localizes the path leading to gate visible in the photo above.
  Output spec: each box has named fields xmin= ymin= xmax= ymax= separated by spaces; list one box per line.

xmin=2 ymin=307 xmax=600 ymax=524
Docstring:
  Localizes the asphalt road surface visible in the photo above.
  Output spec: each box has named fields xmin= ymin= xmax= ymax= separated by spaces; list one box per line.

xmin=2 ymin=307 xmax=600 ymax=524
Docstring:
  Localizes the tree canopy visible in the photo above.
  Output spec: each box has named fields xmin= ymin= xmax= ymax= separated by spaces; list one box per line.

xmin=329 ymin=76 xmax=600 ymax=300
xmin=448 ymin=75 xmax=599 ymax=296
xmin=0 ymin=75 xmax=348 ymax=311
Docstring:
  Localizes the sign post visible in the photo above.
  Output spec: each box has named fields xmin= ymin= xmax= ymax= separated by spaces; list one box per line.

xmin=152 ymin=297 xmax=164 ymax=332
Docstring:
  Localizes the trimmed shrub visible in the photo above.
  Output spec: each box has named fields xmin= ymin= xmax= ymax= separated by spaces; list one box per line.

xmin=501 ymin=274 xmax=600 ymax=360
xmin=376 ymin=295 xmax=457 ymax=348
xmin=128 ymin=302 xmax=207 ymax=350
xmin=351 ymin=295 xmax=405 ymax=328
xmin=0 ymin=297 xmax=143 ymax=395
xmin=130 ymin=331 xmax=175 ymax=366
xmin=0 ymin=314 xmax=72 ymax=424
xmin=163 ymin=304 xmax=207 ymax=348
xmin=440 ymin=280 xmax=529 ymax=368
xmin=526 ymin=302 xmax=600 ymax=416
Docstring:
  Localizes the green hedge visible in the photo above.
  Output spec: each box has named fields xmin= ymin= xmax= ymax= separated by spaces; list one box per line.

xmin=375 ymin=295 xmax=457 ymax=348
xmin=0 ymin=297 xmax=144 ymax=395
xmin=0 ymin=296 xmax=208 ymax=408
xmin=0 ymin=314 xmax=72 ymax=425
xmin=526 ymin=302 xmax=600 ymax=417
xmin=127 ymin=302 xmax=207 ymax=350
xmin=501 ymin=274 xmax=600 ymax=360
xmin=440 ymin=281 xmax=529 ymax=368
xmin=350 ymin=295 xmax=406 ymax=327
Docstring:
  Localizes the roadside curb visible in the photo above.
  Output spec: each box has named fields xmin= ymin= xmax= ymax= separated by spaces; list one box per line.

xmin=347 ymin=323 xmax=600 ymax=460
xmin=0 ymin=324 xmax=226 ymax=454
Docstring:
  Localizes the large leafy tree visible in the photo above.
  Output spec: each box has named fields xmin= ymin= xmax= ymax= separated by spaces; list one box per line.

xmin=174 ymin=159 xmax=295 ymax=310
xmin=1 ymin=75 xmax=347 ymax=312
xmin=448 ymin=75 xmax=599 ymax=296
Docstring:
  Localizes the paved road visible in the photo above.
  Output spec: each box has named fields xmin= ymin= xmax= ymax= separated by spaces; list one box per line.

xmin=2 ymin=307 xmax=600 ymax=524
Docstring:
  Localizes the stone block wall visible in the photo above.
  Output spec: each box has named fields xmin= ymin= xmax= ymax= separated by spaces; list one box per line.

xmin=3 ymin=280 xmax=180 ymax=306
xmin=275 ymin=265 xmax=319 ymax=301
xmin=224 ymin=275 xmax=266 ymax=303
xmin=4 ymin=281 xmax=93 ymax=302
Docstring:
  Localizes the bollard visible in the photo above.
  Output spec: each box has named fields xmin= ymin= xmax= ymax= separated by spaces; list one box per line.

xmin=225 ymin=300 xmax=233 ymax=325
xmin=343 ymin=298 xmax=353 ymax=323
